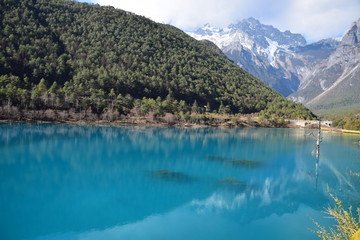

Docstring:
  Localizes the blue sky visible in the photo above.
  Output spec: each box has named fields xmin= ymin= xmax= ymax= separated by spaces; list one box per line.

xmin=82 ymin=0 xmax=360 ymax=42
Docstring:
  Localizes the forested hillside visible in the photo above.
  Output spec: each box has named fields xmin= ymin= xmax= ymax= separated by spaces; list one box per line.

xmin=331 ymin=109 xmax=360 ymax=130
xmin=0 ymin=0 xmax=314 ymax=121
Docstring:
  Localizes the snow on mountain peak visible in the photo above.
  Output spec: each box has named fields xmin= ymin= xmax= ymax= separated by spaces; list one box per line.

xmin=186 ymin=18 xmax=319 ymax=96
xmin=188 ymin=17 xmax=357 ymax=107
xmin=188 ymin=18 xmax=302 ymax=63
xmin=190 ymin=18 xmax=306 ymax=50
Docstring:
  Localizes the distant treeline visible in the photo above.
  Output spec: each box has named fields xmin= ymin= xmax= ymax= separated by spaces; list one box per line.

xmin=332 ymin=109 xmax=360 ymax=130
xmin=0 ymin=0 xmax=315 ymax=121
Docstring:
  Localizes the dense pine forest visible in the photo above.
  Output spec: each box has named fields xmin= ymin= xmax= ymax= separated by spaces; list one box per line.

xmin=0 ymin=0 xmax=315 ymax=123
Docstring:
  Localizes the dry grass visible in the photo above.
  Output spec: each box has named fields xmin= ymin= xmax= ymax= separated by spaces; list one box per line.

xmin=341 ymin=129 xmax=360 ymax=135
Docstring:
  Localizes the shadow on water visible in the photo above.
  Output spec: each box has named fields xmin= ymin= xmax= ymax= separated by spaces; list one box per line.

xmin=149 ymin=169 xmax=196 ymax=183
xmin=206 ymin=156 xmax=263 ymax=168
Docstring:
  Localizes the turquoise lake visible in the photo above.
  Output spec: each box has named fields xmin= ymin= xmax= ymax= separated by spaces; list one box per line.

xmin=0 ymin=123 xmax=359 ymax=240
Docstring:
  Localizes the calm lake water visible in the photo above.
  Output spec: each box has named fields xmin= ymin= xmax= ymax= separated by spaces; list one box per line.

xmin=0 ymin=123 xmax=359 ymax=240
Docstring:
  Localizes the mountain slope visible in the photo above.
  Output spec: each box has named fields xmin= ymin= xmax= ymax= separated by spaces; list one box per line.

xmin=0 ymin=0 xmax=314 ymax=119
xmin=188 ymin=18 xmax=339 ymax=97
xmin=289 ymin=19 xmax=360 ymax=112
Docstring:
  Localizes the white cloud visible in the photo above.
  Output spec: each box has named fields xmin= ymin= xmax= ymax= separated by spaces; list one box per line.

xmin=91 ymin=0 xmax=360 ymax=42
xmin=268 ymin=0 xmax=360 ymax=42
xmin=91 ymin=0 xmax=242 ymax=29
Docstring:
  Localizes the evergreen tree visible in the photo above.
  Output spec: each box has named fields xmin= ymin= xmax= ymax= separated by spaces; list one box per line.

xmin=0 ymin=0 xmax=315 ymax=121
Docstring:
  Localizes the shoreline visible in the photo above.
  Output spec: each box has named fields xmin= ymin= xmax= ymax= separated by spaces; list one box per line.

xmin=1 ymin=119 xmax=359 ymax=134
xmin=0 ymin=118 xmax=327 ymax=129
xmin=2 ymin=112 xmax=359 ymax=133
xmin=0 ymin=118 xmax=264 ymax=128
xmin=322 ymin=127 xmax=360 ymax=135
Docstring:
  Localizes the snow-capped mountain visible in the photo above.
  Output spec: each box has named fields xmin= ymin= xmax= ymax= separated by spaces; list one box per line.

xmin=187 ymin=18 xmax=339 ymax=97
xmin=188 ymin=17 xmax=360 ymax=114
xmin=289 ymin=18 xmax=360 ymax=112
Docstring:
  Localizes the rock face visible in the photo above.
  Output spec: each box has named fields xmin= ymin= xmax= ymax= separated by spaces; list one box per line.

xmin=289 ymin=19 xmax=360 ymax=111
xmin=188 ymin=17 xmax=360 ymax=113
xmin=188 ymin=18 xmax=339 ymax=97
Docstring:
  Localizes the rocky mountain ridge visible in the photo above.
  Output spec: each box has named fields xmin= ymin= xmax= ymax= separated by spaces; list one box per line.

xmin=188 ymin=17 xmax=360 ymax=114
xmin=289 ymin=18 xmax=360 ymax=112
xmin=188 ymin=18 xmax=339 ymax=97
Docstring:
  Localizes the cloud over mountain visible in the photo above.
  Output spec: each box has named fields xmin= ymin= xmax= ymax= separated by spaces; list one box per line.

xmin=91 ymin=0 xmax=360 ymax=42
